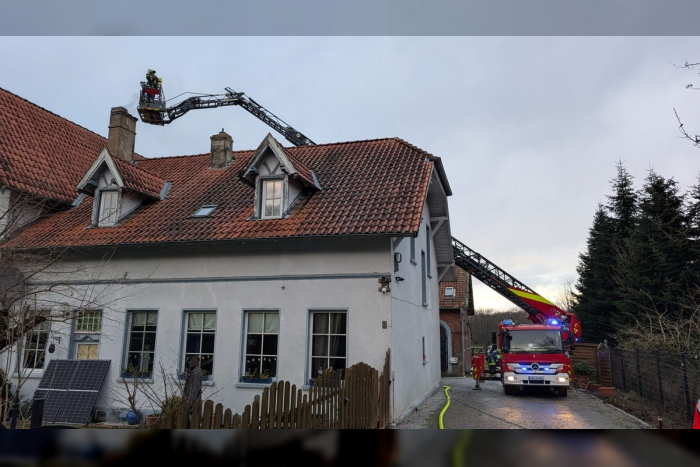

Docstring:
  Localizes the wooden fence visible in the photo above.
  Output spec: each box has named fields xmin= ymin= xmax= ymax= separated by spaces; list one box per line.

xmin=571 ymin=342 xmax=612 ymax=386
xmin=156 ymin=349 xmax=392 ymax=429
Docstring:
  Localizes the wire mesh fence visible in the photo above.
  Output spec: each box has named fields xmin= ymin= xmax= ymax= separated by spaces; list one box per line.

xmin=610 ymin=348 xmax=700 ymax=421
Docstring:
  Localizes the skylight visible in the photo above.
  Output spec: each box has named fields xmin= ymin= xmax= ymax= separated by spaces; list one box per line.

xmin=444 ymin=287 xmax=455 ymax=297
xmin=192 ymin=205 xmax=218 ymax=218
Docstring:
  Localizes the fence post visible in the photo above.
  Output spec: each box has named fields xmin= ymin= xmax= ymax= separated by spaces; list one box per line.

xmin=655 ymin=350 xmax=664 ymax=407
xmin=620 ymin=351 xmax=627 ymax=392
xmin=635 ymin=349 xmax=643 ymax=398
xmin=681 ymin=353 xmax=692 ymax=420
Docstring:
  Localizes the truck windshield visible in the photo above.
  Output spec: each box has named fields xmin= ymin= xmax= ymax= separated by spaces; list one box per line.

xmin=506 ymin=330 xmax=563 ymax=353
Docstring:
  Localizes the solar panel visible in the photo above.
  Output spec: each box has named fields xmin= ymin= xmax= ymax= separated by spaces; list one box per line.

xmin=37 ymin=360 xmax=79 ymax=390
xmin=70 ymin=360 xmax=110 ymax=391
xmin=34 ymin=359 xmax=111 ymax=425
xmin=42 ymin=390 xmax=68 ymax=424
xmin=54 ymin=392 xmax=99 ymax=425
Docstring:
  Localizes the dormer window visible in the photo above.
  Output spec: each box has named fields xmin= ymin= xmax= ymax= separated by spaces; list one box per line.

xmin=240 ymin=134 xmax=322 ymax=220
xmin=262 ymin=180 xmax=283 ymax=219
xmin=444 ymin=287 xmax=455 ymax=297
xmin=192 ymin=205 xmax=218 ymax=218
xmin=98 ymin=190 xmax=119 ymax=227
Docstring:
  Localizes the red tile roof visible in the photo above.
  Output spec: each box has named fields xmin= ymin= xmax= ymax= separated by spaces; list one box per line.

xmin=111 ymin=157 xmax=166 ymax=199
xmin=7 ymin=137 xmax=437 ymax=248
xmin=0 ymin=87 xmax=143 ymax=204
xmin=281 ymin=147 xmax=319 ymax=188
xmin=440 ymin=266 xmax=469 ymax=309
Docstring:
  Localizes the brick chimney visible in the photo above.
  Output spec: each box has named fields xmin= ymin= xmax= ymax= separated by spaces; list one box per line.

xmin=107 ymin=107 xmax=137 ymax=163
xmin=210 ymin=129 xmax=233 ymax=169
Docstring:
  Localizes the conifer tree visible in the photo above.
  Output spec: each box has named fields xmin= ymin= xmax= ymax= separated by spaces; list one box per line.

xmin=615 ymin=170 xmax=689 ymax=325
xmin=573 ymin=204 xmax=618 ymax=343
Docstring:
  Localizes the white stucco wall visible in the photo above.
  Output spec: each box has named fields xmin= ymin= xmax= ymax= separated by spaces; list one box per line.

xmin=2 ymin=238 xmax=397 ymax=422
xmin=0 ymin=189 xmax=43 ymax=235
xmin=389 ymin=202 xmax=441 ymax=419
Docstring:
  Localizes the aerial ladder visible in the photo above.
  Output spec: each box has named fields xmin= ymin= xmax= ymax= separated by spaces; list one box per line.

xmin=452 ymin=236 xmax=581 ymax=346
xmin=136 ymin=71 xmax=315 ymax=147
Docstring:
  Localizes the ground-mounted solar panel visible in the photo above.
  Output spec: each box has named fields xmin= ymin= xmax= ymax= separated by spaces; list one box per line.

xmin=54 ymin=391 xmax=99 ymax=425
xmin=41 ymin=390 xmax=68 ymax=424
xmin=37 ymin=360 xmax=79 ymax=390
xmin=70 ymin=360 xmax=110 ymax=391
xmin=33 ymin=359 xmax=111 ymax=425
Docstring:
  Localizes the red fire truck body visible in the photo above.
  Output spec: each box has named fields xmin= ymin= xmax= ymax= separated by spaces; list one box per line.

xmin=498 ymin=321 xmax=571 ymax=397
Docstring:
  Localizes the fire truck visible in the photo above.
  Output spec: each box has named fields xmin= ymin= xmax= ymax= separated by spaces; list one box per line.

xmin=452 ymin=237 xmax=582 ymax=397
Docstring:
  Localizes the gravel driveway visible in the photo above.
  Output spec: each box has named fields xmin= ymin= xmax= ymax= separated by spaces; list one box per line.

xmin=397 ymin=377 xmax=649 ymax=429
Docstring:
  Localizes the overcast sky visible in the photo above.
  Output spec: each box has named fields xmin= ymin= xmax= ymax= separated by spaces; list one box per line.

xmin=2 ymin=37 xmax=699 ymax=310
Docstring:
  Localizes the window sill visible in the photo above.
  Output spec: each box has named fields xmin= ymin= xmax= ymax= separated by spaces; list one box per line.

xmin=236 ymin=382 xmax=273 ymax=389
xmin=14 ymin=371 xmax=44 ymax=379
xmin=117 ymin=377 xmax=154 ymax=384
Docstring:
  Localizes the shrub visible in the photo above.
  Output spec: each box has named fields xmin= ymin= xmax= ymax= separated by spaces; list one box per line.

xmin=572 ymin=360 xmax=596 ymax=379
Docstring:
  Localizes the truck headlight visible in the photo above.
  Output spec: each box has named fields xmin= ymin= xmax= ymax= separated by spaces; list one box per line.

xmin=556 ymin=376 xmax=568 ymax=383
xmin=506 ymin=376 xmax=517 ymax=382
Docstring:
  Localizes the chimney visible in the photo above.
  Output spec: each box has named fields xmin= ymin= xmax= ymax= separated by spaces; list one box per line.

xmin=210 ymin=129 xmax=233 ymax=169
xmin=107 ymin=107 xmax=137 ymax=163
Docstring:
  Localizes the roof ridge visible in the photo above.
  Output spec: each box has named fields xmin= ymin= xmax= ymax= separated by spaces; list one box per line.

xmin=392 ymin=137 xmax=437 ymax=160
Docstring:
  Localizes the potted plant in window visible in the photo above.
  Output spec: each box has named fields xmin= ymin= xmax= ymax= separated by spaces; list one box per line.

xmin=240 ymin=368 xmax=270 ymax=384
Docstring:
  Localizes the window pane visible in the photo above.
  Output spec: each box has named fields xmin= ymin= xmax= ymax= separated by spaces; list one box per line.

xmin=273 ymin=180 xmax=282 ymax=198
xmin=37 ymin=333 xmax=47 ymax=350
xmin=248 ymin=314 xmax=263 ymax=333
xmin=313 ymin=314 xmax=329 ymax=334
xmin=262 ymin=334 xmax=278 ymax=355
xmin=203 ymin=313 xmax=216 ymax=330
xmin=77 ymin=344 xmax=90 ymax=360
xmin=311 ymin=358 xmax=327 ymax=377
xmin=126 ymin=353 xmax=141 ymax=373
xmin=186 ymin=334 xmax=201 ymax=353
xmin=24 ymin=351 xmax=36 ymax=368
xmin=245 ymin=356 xmax=260 ymax=376
xmin=329 ymin=358 xmax=346 ymax=372
xmin=188 ymin=313 xmax=203 ymax=331
xmin=129 ymin=333 xmax=143 ymax=351
xmin=201 ymin=357 xmax=214 ymax=376
xmin=264 ymin=313 xmax=279 ymax=333
xmin=35 ymin=351 xmax=46 ymax=369
xmin=146 ymin=311 xmax=157 ymax=326
xmin=312 ymin=336 xmax=328 ymax=357
xmin=201 ymin=334 xmax=215 ymax=354
xmin=132 ymin=312 xmax=145 ymax=328
xmin=272 ymin=199 xmax=280 ymax=216
xmin=141 ymin=353 xmax=154 ymax=373
xmin=330 ymin=313 xmax=346 ymax=334
xmin=143 ymin=333 xmax=156 ymax=351
xmin=262 ymin=356 xmax=277 ymax=377
xmin=246 ymin=334 xmax=262 ymax=355
xmin=329 ymin=336 xmax=346 ymax=357
xmin=264 ymin=199 xmax=274 ymax=217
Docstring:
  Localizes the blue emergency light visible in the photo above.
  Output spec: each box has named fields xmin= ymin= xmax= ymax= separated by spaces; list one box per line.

xmin=548 ymin=319 xmax=559 ymax=326
xmin=502 ymin=319 xmax=514 ymax=325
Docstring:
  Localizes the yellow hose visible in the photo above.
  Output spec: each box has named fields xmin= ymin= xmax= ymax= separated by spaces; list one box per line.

xmin=452 ymin=430 xmax=474 ymax=467
xmin=439 ymin=385 xmax=451 ymax=429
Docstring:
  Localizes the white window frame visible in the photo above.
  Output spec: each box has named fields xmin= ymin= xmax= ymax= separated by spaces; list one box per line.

xmin=308 ymin=311 xmax=348 ymax=384
xmin=241 ymin=311 xmax=279 ymax=383
xmin=123 ymin=310 xmax=158 ymax=378
xmin=24 ymin=321 xmax=50 ymax=370
xmin=97 ymin=189 xmax=120 ymax=227
xmin=261 ymin=179 xmax=283 ymax=219
xmin=182 ymin=310 xmax=217 ymax=381
xmin=444 ymin=287 xmax=455 ymax=297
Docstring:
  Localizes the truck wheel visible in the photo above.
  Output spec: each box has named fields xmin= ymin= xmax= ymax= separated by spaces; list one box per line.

xmin=558 ymin=388 xmax=568 ymax=397
xmin=504 ymin=385 xmax=515 ymax=396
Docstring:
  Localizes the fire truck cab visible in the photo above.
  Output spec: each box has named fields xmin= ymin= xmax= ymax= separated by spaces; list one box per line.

xmin=498 ymin=319 xmax=571 ymax=397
